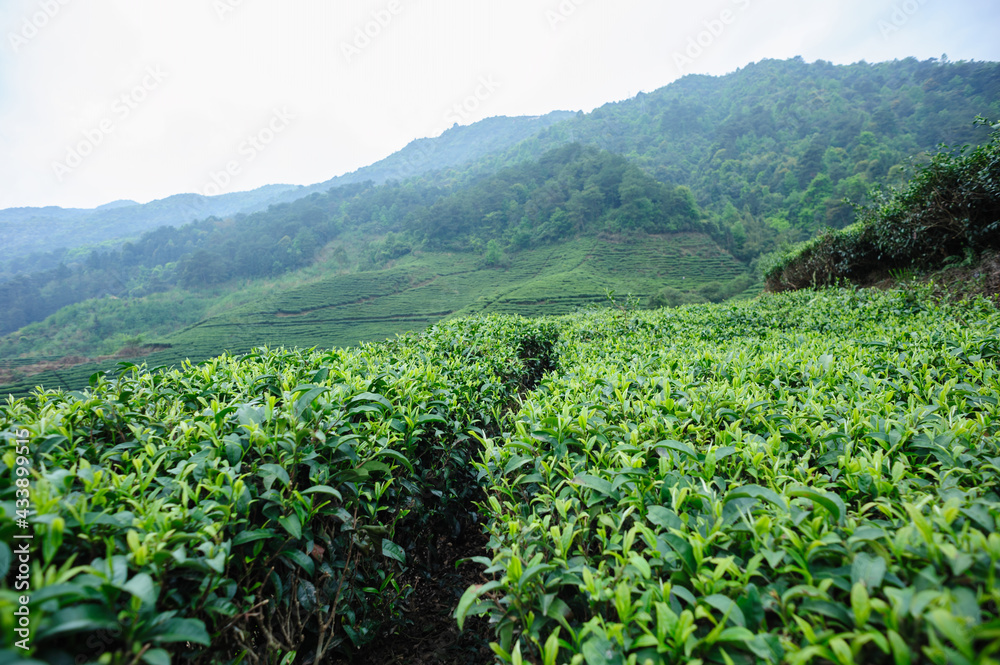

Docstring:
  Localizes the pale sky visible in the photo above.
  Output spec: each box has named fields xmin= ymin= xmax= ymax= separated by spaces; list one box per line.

xmin=1 ymin=0 xmax=998 ymax=210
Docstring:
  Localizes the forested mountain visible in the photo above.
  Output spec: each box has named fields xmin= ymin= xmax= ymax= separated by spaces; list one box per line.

xmin=442 ymin=57 xmax=1000 ymax=259
xmin=1 ymin=57 xmax=998 ymax=360
xmin=0 ymin=112 xmax=574 ymax=275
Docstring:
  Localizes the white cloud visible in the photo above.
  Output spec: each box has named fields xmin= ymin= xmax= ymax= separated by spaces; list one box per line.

xmin=1 ymin=0 xmax=998 ymax=209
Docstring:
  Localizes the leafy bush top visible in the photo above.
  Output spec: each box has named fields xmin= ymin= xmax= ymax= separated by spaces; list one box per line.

xmin=765 ymin=117 xmax=1000 ymax=291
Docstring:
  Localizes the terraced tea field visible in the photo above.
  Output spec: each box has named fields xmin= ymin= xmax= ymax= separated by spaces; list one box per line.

xmin=2 ymin=233 xmax=747 ymax=398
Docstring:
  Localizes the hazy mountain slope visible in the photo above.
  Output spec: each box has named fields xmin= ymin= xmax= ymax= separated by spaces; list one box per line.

xmin=0 ymin=111 xmax=574 ymax=273
xmin=0 ymin=184 xmax=298 ymax=273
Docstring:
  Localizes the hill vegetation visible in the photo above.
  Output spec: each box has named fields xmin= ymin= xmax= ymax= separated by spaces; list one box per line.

xmin=765 ymin=117 xmax=1000 ymax=293
xmin=3 ymin=287 xmax=999 ymax=664
xmin=1 ymin=58 xmax=997 ymax=342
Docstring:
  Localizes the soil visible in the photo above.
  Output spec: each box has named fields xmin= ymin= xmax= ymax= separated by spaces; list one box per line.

xmin=331 ymin=507 xmax=495 ymax=665
xmin=864 ymin=250 xmax=1000 ymax=303
xmin=0 ymin=344 xmax=171 ymax=385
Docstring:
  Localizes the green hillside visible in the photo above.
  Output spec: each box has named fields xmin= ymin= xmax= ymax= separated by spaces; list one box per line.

xmin=2 ymin=58 xmax=998 ymax=398
xmin=3 ymin=288 xmax=999 ymax=664
xmin=1 ymin=233 xmax=748 ymax=398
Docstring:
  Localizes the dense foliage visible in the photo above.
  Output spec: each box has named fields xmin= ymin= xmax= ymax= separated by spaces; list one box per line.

xmin=416 ymin=144 xmax=703 ymax=250
xmin=3 ymin=287 xmax=999 ymax=664
xmin=764 ymin=117 xmax=1000 ymax=290
xmin=0 ymin=316 xmax=557 ymax=664
xmin=462 ymin=287 xmax=1000 ymax=665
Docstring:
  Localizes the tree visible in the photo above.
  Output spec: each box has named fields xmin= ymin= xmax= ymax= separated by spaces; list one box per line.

xmin=482 ymin=239 xmax=507 ymax=268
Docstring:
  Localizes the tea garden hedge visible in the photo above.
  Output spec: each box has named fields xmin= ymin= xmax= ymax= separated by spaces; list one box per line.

xmin=3 ymin=285 xmax=1000 ymax=664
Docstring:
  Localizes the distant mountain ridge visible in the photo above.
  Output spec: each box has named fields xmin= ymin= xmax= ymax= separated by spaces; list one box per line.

xmin=0 ymin=184 xmax=298 ymax=270
xmin=0 ymin=111 xmax=575 ymax=272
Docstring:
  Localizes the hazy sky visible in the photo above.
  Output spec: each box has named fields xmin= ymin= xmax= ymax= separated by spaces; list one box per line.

xmin=2 ymin=0 xmax=998 ymax=210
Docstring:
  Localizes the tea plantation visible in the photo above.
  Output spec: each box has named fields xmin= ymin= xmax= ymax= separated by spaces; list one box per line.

xmin=3 ymin=286 xmax=1000 ymax=665
xmin=1 ymin=233 xmax=747 ymax=400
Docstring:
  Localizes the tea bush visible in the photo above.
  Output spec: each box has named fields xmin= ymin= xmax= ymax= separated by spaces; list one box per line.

xmin=462 ymin=287 xmax=1000 ymax=665
xmin=766 ymin=117 xmax=1000 ymax=291
xmin=4 ymin=287 xmax=1000 ymax=665
xmin=0 ymin=315 xmax=557 ymax=664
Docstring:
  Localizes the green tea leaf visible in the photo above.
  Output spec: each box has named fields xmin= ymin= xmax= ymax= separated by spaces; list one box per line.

xmin=724 ymin=484 xmax=785 ymax=509
xmin=571 ymin=474 xmax=614 ymax=496
xmin=851 ymin=552 xmax=887 ymax=590
xmin=455 ymin=580 xmax=502 ymax=630
xmin=232 ymin=528 xmax=276 ymax=546
xmin=646 ymin=505 xmax=683 ymax=530
xmin=654 ymin=439 xmax=697 ymax=459
xmin=258 ymin=463 xmax=290 ymax=489
xmin=788 ymin=485 xmax=846 ymax=525
xmin=300 ymin=485 xmax=343 ymax=501
xmin=148 ymin=618 xmax=211 ymax=646
xmin=35 ymin=605 xmax=118 ymax=640
xmin=280 ymin=549 xmax=315 ymax=576
xmin=122 ymin=572 xmax=158 ymax=607
xmin=382 ymin=539 xmax=406 ymax=564
xmin=704 ymin=593 xmax=746 ymax=627
xmin=141 ymin=649 xmax=171 ymax=665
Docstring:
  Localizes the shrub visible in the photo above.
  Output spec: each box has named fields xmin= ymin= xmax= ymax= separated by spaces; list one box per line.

xmin=0 ymin=315 xmax=558 ymax=665
xmin=766 ymin=116 xmax=1000 ymax=291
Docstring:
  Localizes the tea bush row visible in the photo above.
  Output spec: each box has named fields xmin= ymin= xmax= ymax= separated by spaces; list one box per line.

xmin=0 ymin=315 xmax=557 ymax=664
xmin=462 ymin=287 xmax=1000 ymax=665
